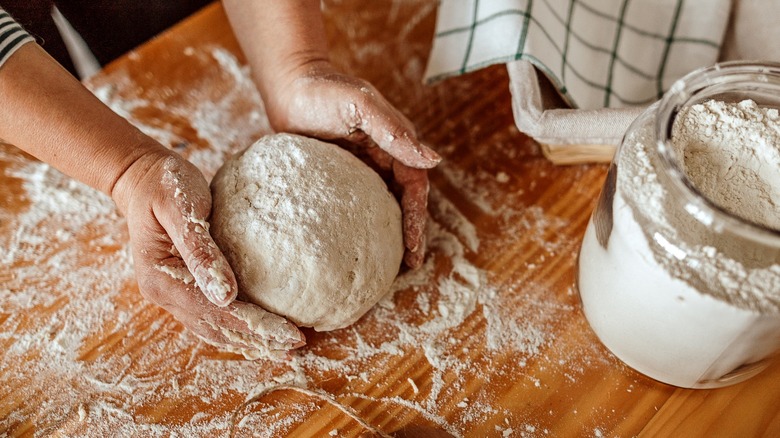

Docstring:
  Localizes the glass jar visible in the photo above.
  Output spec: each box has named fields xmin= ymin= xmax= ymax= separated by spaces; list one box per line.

xmin=578 ymin=62 xmax=780 ymax=389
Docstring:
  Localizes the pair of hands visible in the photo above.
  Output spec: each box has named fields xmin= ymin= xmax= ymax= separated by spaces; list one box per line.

xmin=114 ymin=62 xmax=440 ymax=359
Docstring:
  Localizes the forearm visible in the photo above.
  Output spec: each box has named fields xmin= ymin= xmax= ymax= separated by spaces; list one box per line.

xmin=222 ymin=0 xmax=330 ymax=97
xmin=0 ymin=43 xmax=169 ymax=199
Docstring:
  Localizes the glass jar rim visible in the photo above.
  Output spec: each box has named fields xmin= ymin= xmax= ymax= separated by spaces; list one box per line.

xmin=655 ymin=61 xmax=780 ymax=243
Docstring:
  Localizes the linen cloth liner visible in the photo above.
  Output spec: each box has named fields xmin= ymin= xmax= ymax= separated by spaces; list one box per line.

xmin=424 ymin=0 xmax=778 ymax=151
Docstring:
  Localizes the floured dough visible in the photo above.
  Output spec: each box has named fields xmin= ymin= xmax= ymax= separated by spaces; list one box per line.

xmin=210 ymin=133 xmax=404 ymax=331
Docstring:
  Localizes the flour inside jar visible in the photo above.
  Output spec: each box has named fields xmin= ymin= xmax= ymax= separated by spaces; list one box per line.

xmin=579 ymin=95 xmax=780 ymax=388
xmin=672 ymin=99 xmax=780 ymax=231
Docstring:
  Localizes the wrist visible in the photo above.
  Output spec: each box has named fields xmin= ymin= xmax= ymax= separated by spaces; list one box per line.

xmin=260 ymin=57 xmax=338 ymax=131
xmin=260 ymin=52 xmax=333 ymax=97
xmin=110 ymin=145 xmax=178 ymax=216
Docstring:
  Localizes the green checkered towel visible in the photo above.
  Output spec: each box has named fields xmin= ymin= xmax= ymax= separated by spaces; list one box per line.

xmin=424 ymin=0 xmax=731 ymax=110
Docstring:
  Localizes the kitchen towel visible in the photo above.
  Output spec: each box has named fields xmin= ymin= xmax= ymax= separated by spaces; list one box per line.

xmin=424 ymin=0 xmax=731 ymax=110
xmin=422 ymin=0 xmax=780 ymax=162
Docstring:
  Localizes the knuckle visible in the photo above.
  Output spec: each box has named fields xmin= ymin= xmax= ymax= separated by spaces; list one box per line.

xmin=269 ymin=114 xmax=293 ymax=133
xmin=355 ymin=92 xmax=374 ymax=109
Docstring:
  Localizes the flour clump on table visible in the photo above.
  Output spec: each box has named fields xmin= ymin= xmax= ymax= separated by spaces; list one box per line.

xmin=210 ymin=133 xmax=404 ymax=331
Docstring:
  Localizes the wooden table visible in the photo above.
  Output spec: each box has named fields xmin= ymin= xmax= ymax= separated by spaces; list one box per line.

xmin=3 ymin=2 xmax=780 ymax=437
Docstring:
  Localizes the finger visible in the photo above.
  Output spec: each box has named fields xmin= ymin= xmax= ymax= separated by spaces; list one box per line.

xmin=189 ymin=319 xmax=255 ymax=353
xmin=392 ymin=162 xmax=430 ymax=269
xmin=155 ymin=157 xmax=238 ymax=307
xmin=149 ymin=255 xmax=305 ymax=358
xmin=210 ymin=300 xmax=305 ymax=351
xmin=364 ymin=147 xmax=429 ymax=268
xmin=194 ymin=320 xmax=300 ymax=361
xmin=364 ymin=144 xmax=395 ymax=171
xmin=347 ymin=88 xmax=441 ymax=169
xmin=173 ymin=217 xmax=237 ymax=307
xmin=134 ymin=253 xmax=255 ymax=354
xmin=196 ymin=300 xmax=306 ymax=359
xmin=187 ymin=314 xmax=292 ymax=360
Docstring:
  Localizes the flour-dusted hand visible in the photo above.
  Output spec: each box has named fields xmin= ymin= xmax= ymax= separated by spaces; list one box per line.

xmin=265 ymin=63 xmax=441 ymax=269
xmin=0 ymin=43 xmax=303 ymax=358
xmin=112 ymin=151 xmax=305 ymax=358
xmin=265 ymin=65 xmax=441 ymax=167
xmin=222 ymin=0 xmax=442 ymax=269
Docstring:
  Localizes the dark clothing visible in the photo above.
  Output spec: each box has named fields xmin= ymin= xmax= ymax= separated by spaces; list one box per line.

xmin=1 ymin=0 xmax=212 ymax=76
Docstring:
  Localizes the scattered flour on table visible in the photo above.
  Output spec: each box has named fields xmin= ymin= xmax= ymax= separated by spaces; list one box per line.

xmin=90 ymin=47 xmax=270 ymax=182
xmin=0 ymin=45 xmax=606 ymax=437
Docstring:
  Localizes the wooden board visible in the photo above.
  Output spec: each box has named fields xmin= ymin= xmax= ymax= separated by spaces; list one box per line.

xmin=3 ymin=2 xmax=780 ymax=437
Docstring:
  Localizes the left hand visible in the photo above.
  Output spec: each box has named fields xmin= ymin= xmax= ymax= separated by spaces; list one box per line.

xmin=113 ymin=150 xmax=305 ymax=359
xmin=263 ymin=61 xmax=441 ymax=268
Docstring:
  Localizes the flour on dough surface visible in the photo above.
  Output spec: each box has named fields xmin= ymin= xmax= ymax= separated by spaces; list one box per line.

xmin=210 ymin=133 xmax=404 ymax=331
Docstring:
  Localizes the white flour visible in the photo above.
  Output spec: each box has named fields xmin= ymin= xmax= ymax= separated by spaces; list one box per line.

xmin=624 ymin=99 xmax=780 ymax=312
xmin=673 ymin=100 xmax=780 ymax=231
xmin=579 ymin=99 xmax=780 ymax=388
xmin=0 ymin=43 xmax=613 ymax=436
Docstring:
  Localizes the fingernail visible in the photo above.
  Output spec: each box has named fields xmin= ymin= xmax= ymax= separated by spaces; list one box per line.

xmin=268 ymin=337 xmax=305 ymax=351
xmin=269 ymin=323 xmax=306 ymax=350
xmin=292 ymin=339 xmax=306 ymax=349
xmin=241 ymin=348 xmax=264 ymax=360
xmin=202 ymin=267 xmax=235 ymax=306
xmin=205 ymin=283 xmax=230 ymax=306
xmin=286 ymin=328 xmax=306 ymax=349
xmin=404 ymin=249 xmax=425 ymax=270
xmin=420 ymin=144 xmax=442 ymax=163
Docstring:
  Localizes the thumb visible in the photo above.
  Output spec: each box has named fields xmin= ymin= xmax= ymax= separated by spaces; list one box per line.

xmin=168 ymin=215 xmax=238 ymax=307
xmin=155 ymin=158 xmax=238 ymax=307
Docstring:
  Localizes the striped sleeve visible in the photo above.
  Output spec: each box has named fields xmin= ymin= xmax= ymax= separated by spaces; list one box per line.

xmin=0 ymin=7 xmax=35 ymax=67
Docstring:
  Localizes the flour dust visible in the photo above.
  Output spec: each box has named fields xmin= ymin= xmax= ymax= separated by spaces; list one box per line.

xmin=0 ymin=45 xmax=609 ymax=437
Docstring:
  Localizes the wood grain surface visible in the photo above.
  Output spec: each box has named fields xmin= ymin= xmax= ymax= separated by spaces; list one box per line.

xmin=2 ymin=2 xmax=780 ymax=437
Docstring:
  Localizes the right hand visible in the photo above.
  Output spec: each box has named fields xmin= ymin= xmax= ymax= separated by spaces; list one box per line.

xmin=112 ymin=148 xmax=305 ymax=359
xmin=262 ymin=62 xmax=440 ymax=269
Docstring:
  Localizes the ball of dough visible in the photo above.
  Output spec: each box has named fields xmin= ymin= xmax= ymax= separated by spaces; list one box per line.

xmin=210 ymin=133 xmax=404 ymax=331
